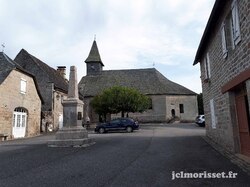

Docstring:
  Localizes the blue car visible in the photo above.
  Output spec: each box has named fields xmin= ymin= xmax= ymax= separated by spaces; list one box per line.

xmin=95 ymin=118 xmax=139 ymax=133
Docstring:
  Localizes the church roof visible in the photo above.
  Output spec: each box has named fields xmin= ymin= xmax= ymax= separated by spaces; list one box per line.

xmin=15 ymin=49 xmax=68 ymax=93
xmin=79 ymin=68 xmax=196 ymax=97
xmin=85 ymin=40 xmax=104 ymax=66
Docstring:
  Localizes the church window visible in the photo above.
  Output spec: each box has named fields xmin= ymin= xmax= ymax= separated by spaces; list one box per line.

xmin=148 ymin=98 xmax=153 ymax=109
xmin=179 ymin=104 xmax=184 ymax=113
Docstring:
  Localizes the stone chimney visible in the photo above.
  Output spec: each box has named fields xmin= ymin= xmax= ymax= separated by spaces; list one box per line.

xmin=57 ymin=66 xmax=66 ymax=79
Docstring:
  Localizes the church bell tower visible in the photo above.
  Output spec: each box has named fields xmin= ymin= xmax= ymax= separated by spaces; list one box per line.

xmin=85 ymin=40 xmax=104 ymax=75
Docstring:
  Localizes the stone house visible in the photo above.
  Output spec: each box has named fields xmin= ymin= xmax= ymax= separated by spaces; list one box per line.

xmin=193 ymin=0 xmax=250 ymax=157
xmin=0 ymin=52 xmax=42 ymax=139
xmin=14 ymin=49 xmax=68 ymax=132
xmin=79 ymin=40 xmax=198 ymax=123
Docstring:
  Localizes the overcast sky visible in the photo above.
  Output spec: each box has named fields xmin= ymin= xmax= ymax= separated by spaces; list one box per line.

xmin=0 ymin=0 xmax=215 ymax=93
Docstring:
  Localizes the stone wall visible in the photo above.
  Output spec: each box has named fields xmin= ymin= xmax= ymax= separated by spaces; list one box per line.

xmin=41 ymin=90 xmax=67 ymax=132
xmin=52 ymin=90 xmax=67 ymax=130
xmin=166 ymin=95 xmax=198 ymax=122
xmin=0 ymin=70 xmax=41 ymax=139
xmin=112 ymin=95 xmax=167 ymax=123
xmin=86 ymin=94 xmax=197 ymax=123
xmin=199 ymin=0 xmax=250 ymax=153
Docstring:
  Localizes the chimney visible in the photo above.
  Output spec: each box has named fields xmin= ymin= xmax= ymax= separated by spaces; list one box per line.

xmin=57 ymin=66 xmax=66 ymax=79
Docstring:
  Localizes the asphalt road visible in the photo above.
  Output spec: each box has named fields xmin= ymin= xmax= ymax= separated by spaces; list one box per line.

xmin=0 ymin=123 xmax=249 ymax=187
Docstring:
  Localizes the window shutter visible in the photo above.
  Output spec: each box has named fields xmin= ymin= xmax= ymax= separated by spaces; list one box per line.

xmin=204 ymin=53 xmax=211 ymax=80
xmin=20 ymin=79 xmax=27 ymax=94
xmin=231 ymin=0 xmax=241 ymax=45
xmin=204 ymin=57 xmax=208 ymax=79
xmin=206 ymin=53 xmax=211 ymax=78
xmin=221 ymin=24 xmax=228 ymax=58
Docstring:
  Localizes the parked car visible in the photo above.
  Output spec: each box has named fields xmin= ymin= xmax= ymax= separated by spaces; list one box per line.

xmin=95 ymin=118 xmax=139 ymax=133
xmin=195 ymin=115 xmax=205 ymax=127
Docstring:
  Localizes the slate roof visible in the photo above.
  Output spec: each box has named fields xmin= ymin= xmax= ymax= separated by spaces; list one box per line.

xmin=85 ymin=40 xmax=104 ymax=66
xmin=0 ymin=52 xmax=44 ymax=103
xmin=79 ymin=68 xmax=196 ymax=97
xmin=0 ymin=52 xmax=30 ymax=84
xmin=15 ymin=49 xmax=68 ymax=93
xmin=0 ymin=52 xmax=15 ymax=84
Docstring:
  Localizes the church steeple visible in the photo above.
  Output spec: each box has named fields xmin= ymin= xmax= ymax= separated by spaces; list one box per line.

xmin=85 ymin=40 xmax=104 ymax=75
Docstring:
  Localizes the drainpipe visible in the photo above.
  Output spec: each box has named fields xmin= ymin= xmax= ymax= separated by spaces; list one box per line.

xmin=52 ymin=83 xmax=55 ymax=130
xmin=48 ymin=82 xmax=55 ymax=131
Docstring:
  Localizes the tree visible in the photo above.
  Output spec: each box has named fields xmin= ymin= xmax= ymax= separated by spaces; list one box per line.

xmin=90 ymin=86 xmax=151 ymax=121
xmin=197 ymin=93 xmax=204 ymax=115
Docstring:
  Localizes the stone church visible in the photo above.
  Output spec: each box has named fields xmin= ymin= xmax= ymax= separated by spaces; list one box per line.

xmin=79 ymin=40 xmax=198 ymax=123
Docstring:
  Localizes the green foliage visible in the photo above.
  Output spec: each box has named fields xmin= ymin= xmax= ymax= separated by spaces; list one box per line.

xmin=90 ymin=86 xmax=151 ymax=119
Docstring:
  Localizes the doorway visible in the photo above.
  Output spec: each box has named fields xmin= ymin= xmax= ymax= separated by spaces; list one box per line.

xmin=171 ymin=109 xmax=176 ymax=118
xmin=235 ymin=87 xmax=250 ymax=157
xmin=59 ymin=113 xmax=63 ymax=129
xmin=13 ymin=107 xmax=27 ymax=138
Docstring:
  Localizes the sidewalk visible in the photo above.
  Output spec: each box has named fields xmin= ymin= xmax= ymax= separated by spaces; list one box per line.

xmin=0 ymin=133 xmax=55 ymax=145
xmin=203 ymin=136 xmax=250 ymax=176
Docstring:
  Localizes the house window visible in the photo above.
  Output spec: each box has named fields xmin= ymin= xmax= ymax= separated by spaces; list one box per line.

xmin=231 ymin=0 xmax=241 ymax=45
xmin=225 ymin=14 xmax=235 ymax=51
xmin=179 ymin=104 xmax=184 ymax=113
xmin=221 ymin=23 xmax=228 ymax=58
xmin=222 ymin=12 xmax=236 ymax=52
xmin=204 ymin=53 xmax=211 ymax=80
xmin=16 ymin=115 xmax=21 ymax=127
xmin=20 ymin=79 xmax=27 ymax=94
xmin=210 ymin=99 xmax=216 ymax=129
xmin=21 ymin=115 xmax=26 ymax=127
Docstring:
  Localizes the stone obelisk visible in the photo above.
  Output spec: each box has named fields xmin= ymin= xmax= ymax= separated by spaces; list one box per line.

xmin=48 ymin=66 xmax=94 ymax=147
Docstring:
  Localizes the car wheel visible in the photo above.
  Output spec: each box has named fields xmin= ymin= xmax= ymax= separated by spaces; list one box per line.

xmin=201 ymin=122 xmax=205 ymax=127
xmin=126 ymin=126 xmax=133 ymax=133
xmin=99 ymin=128 xmax=105 ymax=134
xmin=198 ymin=122 xmax=205 ymax=127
